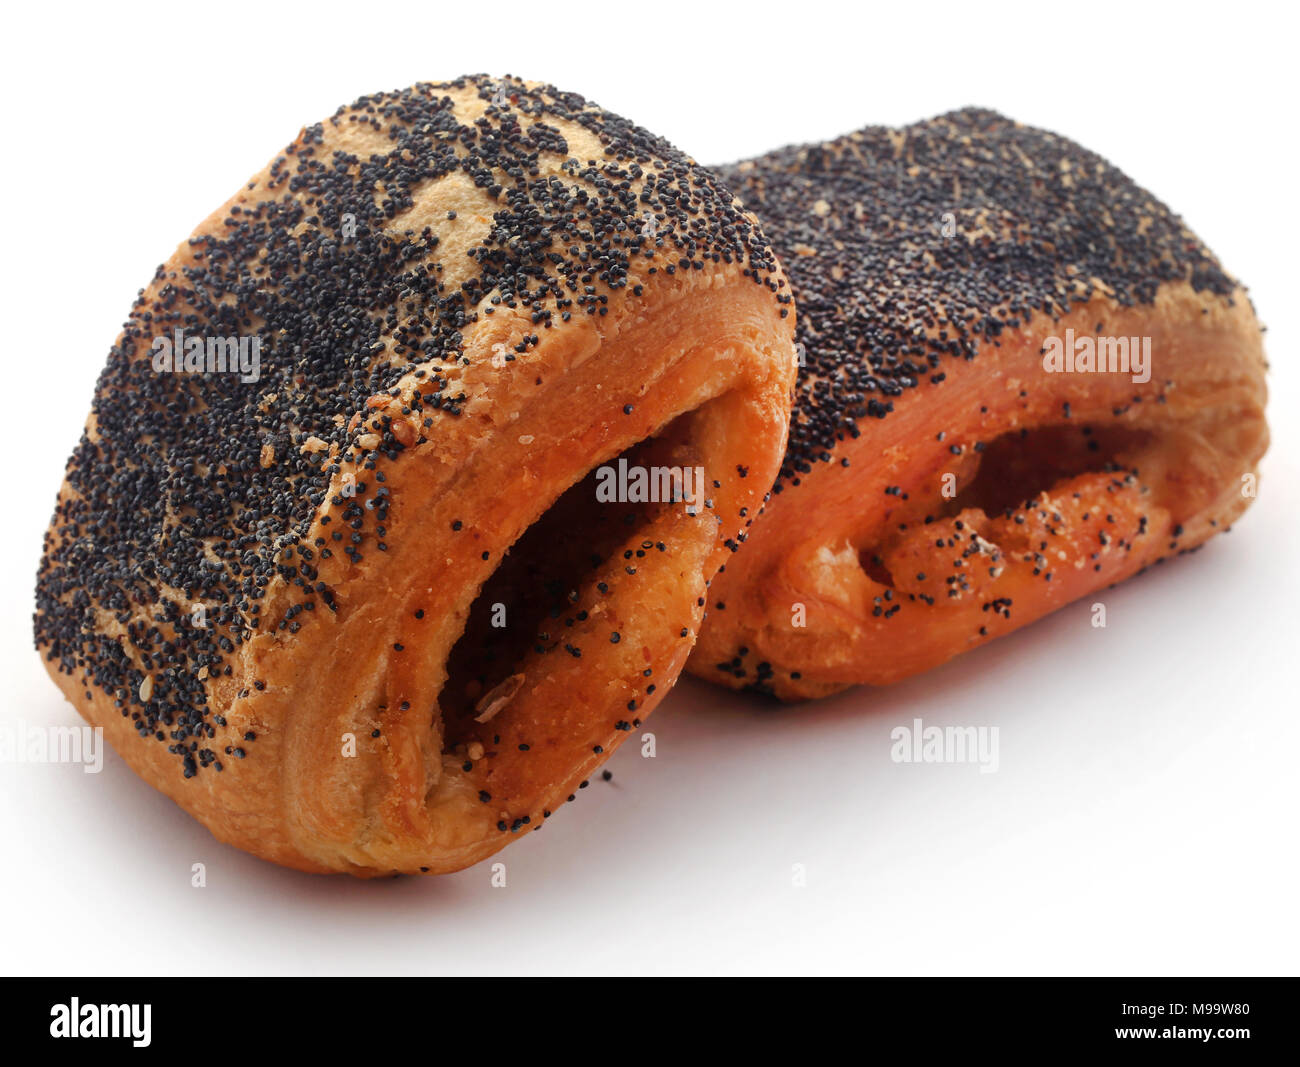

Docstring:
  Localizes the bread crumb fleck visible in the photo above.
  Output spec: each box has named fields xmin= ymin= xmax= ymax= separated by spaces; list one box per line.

xmin=475 ymin=673 xmax=526 ymax=723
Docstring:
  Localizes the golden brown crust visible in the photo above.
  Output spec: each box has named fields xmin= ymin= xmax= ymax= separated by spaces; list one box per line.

xmin=691 ymin=111 xmax=1268 ymax=700
xmin=693 ymin=284 xmax=1266 ymax=699
xmin=35 ymin=77 xmax=795 ymax=874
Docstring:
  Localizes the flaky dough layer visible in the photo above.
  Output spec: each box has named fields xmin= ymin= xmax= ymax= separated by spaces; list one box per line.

xmin=35 ymin=77 xmax=795 ymax=874
xmin=691 ymin=110 xmax=1268 ymax=700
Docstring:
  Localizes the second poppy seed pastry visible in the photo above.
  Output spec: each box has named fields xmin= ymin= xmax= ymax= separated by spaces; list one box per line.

xmin=34 ymin=76 xmax=795 ymax=875
xmin=690 ymin=109 xmax=1268 ymax=699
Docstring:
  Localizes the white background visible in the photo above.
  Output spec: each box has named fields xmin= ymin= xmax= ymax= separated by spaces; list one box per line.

xmin=1 ymin=0 xmax=1295 ymax=976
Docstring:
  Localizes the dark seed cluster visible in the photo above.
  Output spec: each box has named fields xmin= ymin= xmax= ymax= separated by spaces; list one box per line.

xmin=34 ymin=75 xmax=784 ymax=777
xmin=714 ymin=107 xmax=1239 ymax=489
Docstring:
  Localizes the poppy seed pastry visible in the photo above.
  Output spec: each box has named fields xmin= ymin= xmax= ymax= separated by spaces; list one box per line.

xmin=34 ymin=76 xmax=796 ymax=875
xmin=690 ymin=109 xmax=1268 ymax=700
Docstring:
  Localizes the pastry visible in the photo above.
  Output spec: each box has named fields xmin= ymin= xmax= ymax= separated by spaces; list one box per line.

xmin=34 ymin=76 xmax=795 ymax=874
xmin=690 ymin=109 xmax=1268 ymax=699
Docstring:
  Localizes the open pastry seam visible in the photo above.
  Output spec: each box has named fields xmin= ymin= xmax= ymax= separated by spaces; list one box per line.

xmin=293 ymin=279 xmax=792 ymax=871
xmin=711 ymin=288 xmax=1267 ymax=698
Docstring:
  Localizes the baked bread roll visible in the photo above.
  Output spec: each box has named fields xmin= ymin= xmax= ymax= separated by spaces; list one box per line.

xmin=690 ymin=109 xmax=1268 ymax=700
xmin=34 ymin=76 xmax=795 ymax=874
